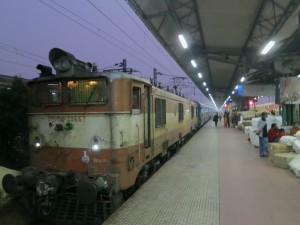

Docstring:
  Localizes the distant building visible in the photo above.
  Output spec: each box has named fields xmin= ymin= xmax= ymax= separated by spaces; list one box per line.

xmin=0 ymin=74 xmax=28 ymax=89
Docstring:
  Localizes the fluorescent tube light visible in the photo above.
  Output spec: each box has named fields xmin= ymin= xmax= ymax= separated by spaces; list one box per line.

xmin=203 ymin=82 xmax=206 ymax=86
xmin=209 ymin=94 xmax=218 ymax=110
xmin=191 ymin=60 xmax=197 ymax=67
xmin=235 ymin=85 xmax=238 ymax=90
xmin=178 ymin=34 xmax=188 ymax=48
xmin=198 ymin=72 xmax=202 ymax=78
xmin=261 ymin=41 xmax=275 ymax=55
xmin=240 ymin=76 xmax=245 ymax=82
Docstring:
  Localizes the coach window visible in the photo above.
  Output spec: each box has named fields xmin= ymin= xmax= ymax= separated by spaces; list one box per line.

xmin=191 ymin=106 xmax=194 ymax=118
xmin=155 ymin=98 xmax=166 ymax=127
xmin=132 ymin=87 xmax=141 ymax=113
xmin=179 ymin=103 xmax=184 ymax=121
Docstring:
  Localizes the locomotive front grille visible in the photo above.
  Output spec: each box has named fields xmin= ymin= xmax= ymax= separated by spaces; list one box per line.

xmin=48 ymin=193 xmax=113 ymax=225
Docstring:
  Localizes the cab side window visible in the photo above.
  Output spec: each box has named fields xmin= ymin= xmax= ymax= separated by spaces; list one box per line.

xmin=132 ymin=87 xmax=141 ymax=113
xmin=155 ymin=98 xmax=166 ymax=127
xmin=179 ymin=103 xmax=184 ymax=121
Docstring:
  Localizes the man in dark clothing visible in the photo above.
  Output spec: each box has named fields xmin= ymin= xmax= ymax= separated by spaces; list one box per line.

xmin=213 ymin=113 xmax=219 ymax=127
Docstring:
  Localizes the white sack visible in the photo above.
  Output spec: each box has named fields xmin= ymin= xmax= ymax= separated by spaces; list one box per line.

xmin=289 ymin=154 xmax=300 ymax=177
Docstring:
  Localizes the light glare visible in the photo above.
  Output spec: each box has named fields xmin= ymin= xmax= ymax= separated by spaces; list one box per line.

xmin=178 ymin=34 xmax=188 ymax=48
xmin=191 ymin=60 xmax=197 ymax=67
xmin=261 ymin=41 xmax=275 ymax=55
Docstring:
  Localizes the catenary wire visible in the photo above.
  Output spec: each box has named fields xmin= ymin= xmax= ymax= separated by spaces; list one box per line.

xmin=0 ymin=58 xmax=35 ymax=69
xmin=0 ymin=46 xmax=48 ymax=64
xmin=48 ymin=0 xmax=154 ymax=63
xmin=38 ymin=0 xmax=154 ymax=70
xmin=118 ymin=0 xmax=180 ymax=70
xmin=86 ymin=0 xmax=173 ymax=74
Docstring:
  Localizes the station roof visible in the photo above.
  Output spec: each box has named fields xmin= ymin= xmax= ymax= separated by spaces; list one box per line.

xmin=127 ymin=0 xmax=300 ymax=105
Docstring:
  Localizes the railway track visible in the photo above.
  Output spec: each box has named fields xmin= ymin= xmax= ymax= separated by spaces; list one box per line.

xmin=0 ymin=196 xmax=50 ymax=225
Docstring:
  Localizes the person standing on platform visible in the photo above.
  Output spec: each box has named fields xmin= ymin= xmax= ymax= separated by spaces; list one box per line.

xmin=223 ymin=112 xmax=227 ymax=127
xmin=226 ymin=111 xmax=230 ymax=127
xmin=256 ymin=112 xmax=269 ymax=157
xmin=213 ymin=113 xmax=219 ymax=127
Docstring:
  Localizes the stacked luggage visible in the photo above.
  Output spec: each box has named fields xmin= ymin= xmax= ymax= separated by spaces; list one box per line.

xmin=268 ymin=134 xmax=300 ymax=174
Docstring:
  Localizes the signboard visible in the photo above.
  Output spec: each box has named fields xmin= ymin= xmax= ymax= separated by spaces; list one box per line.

xmin=237 ymin=84 xmax=275 ymax=96
xmin=280 ymin=77 xmax=300 ymax=104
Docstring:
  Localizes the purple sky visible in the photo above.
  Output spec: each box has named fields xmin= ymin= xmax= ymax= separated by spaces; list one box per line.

xmin=0 ymin=0 xmax=212 ymax=105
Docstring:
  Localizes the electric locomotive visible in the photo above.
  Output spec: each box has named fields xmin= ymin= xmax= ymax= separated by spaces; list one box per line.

xmin=2 ymin=48 xmax=211 ymax=224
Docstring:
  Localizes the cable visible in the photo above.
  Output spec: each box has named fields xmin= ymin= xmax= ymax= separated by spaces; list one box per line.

xmin=48 ymin=0 xmax=153 ymax=62
xmin=0 ymin=58 xmax=35 ymax=69
xmin=117 ymin=0 xmax=178 ymax=68
xmin=38 ymin=0 xmax=153 ymax=69
xmin=0 ymin=41 xmax=48 ymax=61
xmin=0 ymin=46 xmax=47 ymax=64
xmin=87 ymin=0 xmax=172 ymax=74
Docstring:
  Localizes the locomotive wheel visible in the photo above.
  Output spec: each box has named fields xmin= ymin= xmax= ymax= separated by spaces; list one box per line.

xmin=166 ymin=149 xmax=172 ymax=161
xmin=134 ymin=175 xmax=143 ymax=190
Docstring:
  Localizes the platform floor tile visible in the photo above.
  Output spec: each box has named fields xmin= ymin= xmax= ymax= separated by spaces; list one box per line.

xmin=103 ymin=129 xmax=219 ymax=225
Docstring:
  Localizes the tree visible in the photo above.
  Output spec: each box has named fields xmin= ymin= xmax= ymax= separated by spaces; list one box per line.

xmin=0 ymin=76 xmax=28 ymax=168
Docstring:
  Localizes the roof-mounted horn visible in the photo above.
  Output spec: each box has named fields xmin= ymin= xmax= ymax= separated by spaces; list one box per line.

xmin=49 ymin=48 xmax=94 ymax=77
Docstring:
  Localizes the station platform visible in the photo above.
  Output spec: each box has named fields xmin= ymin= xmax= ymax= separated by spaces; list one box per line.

xmin=103 ymin=121 xmax=300 ymax=225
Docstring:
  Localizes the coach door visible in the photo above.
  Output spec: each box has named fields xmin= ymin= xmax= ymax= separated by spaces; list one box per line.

xmin=144 ymin=85 xmax=151 ymax=147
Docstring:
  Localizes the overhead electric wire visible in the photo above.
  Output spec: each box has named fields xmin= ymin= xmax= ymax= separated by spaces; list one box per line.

xmin=38 ymin=0 xmax=153 ymax=70
xmin=0 ymin=58 xmax=35 ymax=69
xmin=87 ymin=0 xmax=173 ymax=74
xmin=117 ymin=0 xmax=179 ymax=69
xmin=0 ymin=41 xmax=48 ymax=61
xmin=48 ymin=0 xmax=153 ymax=63
xmin=0 ymin=46 xmax=47 ymax=64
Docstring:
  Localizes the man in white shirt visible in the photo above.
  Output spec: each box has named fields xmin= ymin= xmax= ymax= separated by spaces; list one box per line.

xmin=256 ymin=112 xmax=269 ymax=157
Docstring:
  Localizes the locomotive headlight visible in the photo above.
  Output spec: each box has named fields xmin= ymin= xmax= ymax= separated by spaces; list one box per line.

xmin=91 ymin=136 xmax=101 ymax=152
xmin=34 ymin=135 xmax=44 ymax=149
xmin=53 ymin=56 xmax=72 ymax=72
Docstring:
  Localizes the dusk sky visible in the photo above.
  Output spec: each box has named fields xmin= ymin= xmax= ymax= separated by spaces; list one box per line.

xmin=0 ymin=0 xmax=212 ymax=105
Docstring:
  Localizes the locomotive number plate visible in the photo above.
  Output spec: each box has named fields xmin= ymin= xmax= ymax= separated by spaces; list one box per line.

xmin=48 ymin=115 xmax=86 ymax=123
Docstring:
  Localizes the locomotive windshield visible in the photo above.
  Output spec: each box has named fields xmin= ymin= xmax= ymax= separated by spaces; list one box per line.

xmin=30 ymin=79 xmax=107 ymax=105
xmin=67 ymin=79 xmax=107 ymax=104
xmin=31 ymin=82 xmax=62 ymax=105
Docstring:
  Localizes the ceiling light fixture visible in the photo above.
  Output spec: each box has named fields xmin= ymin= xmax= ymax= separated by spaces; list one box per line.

xmin=232 ymin=91 xmax=235 ymax=94
xmin=235 ymin=85 xmax=238 ymax=90
xmin=206 ymin=88 xmax=209 ymax=91
xmin=203 ymin=82 xmax=206 ymax=86
xmin=178 ymin=34 xmax=188 ymax=48
xmin=298 ymin=74 xmax=300 ymax=77
xmin=261 ymin=40 xmax=275 ymax=55
xmin=209 ymin=94 xmax=218 ymax=110
xmin=240 ymin=76 xmax=245 ymax=82
xmin=198 ymin=72 xmax=202 ymax=78
xmin=191 ymin=60 xmax=197 ymax=67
